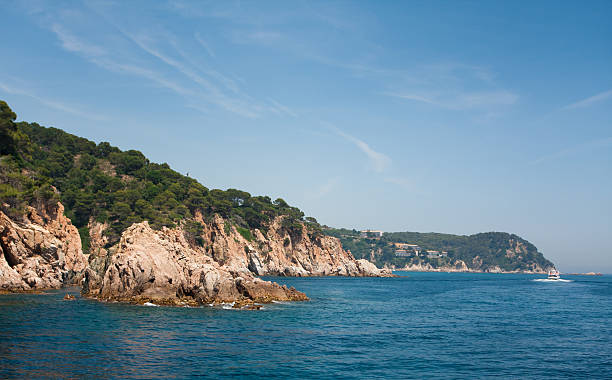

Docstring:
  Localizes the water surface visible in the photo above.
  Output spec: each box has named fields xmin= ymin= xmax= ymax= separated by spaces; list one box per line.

xmin=1 ymin=272 xmax=611 ymax=378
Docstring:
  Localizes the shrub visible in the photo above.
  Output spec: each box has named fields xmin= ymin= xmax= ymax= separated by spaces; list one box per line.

xmin=236 ymin=226 xmax=253 ymax=242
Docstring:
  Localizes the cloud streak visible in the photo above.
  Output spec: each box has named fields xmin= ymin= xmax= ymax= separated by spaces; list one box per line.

xmin=194 ymin=33 xmax=216 ymax=58
xmin=0 ymin=81 xmax=105 ymax=121
xmin=118 ymin=29 xmax=262 ymax=118
xmin=307 ymin=177 xmax=340 ymax=199
xmin=384 ymin=177 xmax=413 ymax=189
xmin=332 ymin=127 xmax=391 ymax=172
xmin=42 ymin=4 xmax=287 ymax=119
xmin=564 ymin=89 xmax=612 ymax=109
xmin=267 ymin=98 xmax=298 ymax=117
xmin=50 ymin=22 xmax=193 ymax=97
xmin=385 ymin=90 xmax=518 ymax=110
xmin=167 ymin=2 xmax=518 ymax=118
xmin=530 ymin=137 xmax=612 ymax=165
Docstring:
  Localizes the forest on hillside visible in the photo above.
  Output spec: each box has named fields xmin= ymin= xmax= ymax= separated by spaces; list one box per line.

xmin=324 ymin=227 xmax=554 ymax=271
xmin=0 ymin=100 xmax=321 ymax=251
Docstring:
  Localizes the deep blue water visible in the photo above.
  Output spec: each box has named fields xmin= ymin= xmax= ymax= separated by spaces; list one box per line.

xmin=1 ymin=272 xmax=611 ymax=379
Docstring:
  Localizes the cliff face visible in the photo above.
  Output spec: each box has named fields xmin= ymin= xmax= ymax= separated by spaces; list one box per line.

xmin=83 ymin=214 xmax=389 ymax=305
xmin=83 ymin=222 xmax=308 ymax=306
xmin=0 ymin=203 xmax=87 ymax=290
xmin=1 ymin=201 xmax=387 ymax=304
xmin=198 ymin=214 xmax=390 ymax=278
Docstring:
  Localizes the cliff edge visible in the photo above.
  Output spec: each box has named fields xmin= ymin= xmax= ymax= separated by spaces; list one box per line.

xmin=1 ymin=202 xmax=388 ymax=306
xmin=0 ymin=203 xmax=87 ymax=290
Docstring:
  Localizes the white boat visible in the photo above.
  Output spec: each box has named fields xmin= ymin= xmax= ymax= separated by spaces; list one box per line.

xmin=533 ymin=269 xmax=571 ymax=282
xmin=548 ymin=269 xmax=561 ymax=280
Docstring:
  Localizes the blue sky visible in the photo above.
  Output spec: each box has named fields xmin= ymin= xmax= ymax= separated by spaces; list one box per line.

xmin=1 ymin=0 xmax=611 ymax=272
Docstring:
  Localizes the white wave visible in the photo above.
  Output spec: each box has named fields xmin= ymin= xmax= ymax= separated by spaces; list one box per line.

xmin=143 ymin=302 xmax=159 ymax=307
xmin=532 ymin=279 xmax=573 ymax=283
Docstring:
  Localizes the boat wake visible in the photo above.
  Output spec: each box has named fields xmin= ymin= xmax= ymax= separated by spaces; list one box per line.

xmin=532 ymin=278 xmax=573 ymax=283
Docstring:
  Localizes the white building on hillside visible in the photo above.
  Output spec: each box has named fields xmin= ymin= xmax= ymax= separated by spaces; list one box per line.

xmin=360 ymin=230 xmax=383 ymax=238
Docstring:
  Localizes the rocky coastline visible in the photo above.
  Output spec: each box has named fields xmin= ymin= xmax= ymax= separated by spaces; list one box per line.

xmin=1 ymin=202 xmax=390 ymax=307
xmin=394 ymin=260 xmax=549 ymax=274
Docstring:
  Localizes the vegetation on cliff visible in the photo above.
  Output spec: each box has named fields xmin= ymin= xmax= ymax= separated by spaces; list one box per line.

xmin=324 ymin=228 xmax=554 ymax=272
xmin=0 ymin=100 xmax=320 ymax=250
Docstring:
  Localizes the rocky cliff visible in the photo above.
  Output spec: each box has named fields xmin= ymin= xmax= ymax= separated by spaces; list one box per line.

xmin=197 ymin=214 xmax=390 ymax=278
xmin=83 ymin=213 xmax=390 ymax=305
xmin=83 ymin=221 xmax=308 ymax=306
xmin=1 ymin=201 xmax=388 ymax=306
xmin=397 ymin=259 xmax=549 ymax=274
xmin=0 ymin=203 xmax=87 ymax=290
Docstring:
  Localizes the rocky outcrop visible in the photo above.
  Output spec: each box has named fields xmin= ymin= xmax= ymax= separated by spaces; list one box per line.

xmin=83 ymin=222 xmax=308 ymax=306
xmin=1 ymin=202 xmax=388 ymax=306
xmin=398 ymin=258 xmax=548 ymax=274
xmin=198 ymin=214 xmax=392 ymax=277
xmin=82 ymin=214 xmax=389 ymax=306
xmin=398 ymin=260 xmax=470 ymax=273
xmin=0 ymin=203 xmax=87 ymax=290
xmin=85 ymin=220 xmax=112 ymax=277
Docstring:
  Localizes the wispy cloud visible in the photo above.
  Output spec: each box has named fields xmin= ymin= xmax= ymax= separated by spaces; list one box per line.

xmin=267 ymin=98 xmax=297 ymax=117
xmin=40 ymin=4 xmax=284 ymax=119
xmin=530 ymin=137 xmax=612 ymax=165
xmin=116 ymin=28 xmax=262 ymax=118
xmin=385 ymin=90 xmax=518 ymax=110
xmin=564 ymin=89 xmax=612 ymax=109
xmin=385 ymin=92 xmax=438 ymax=106
xmin=331 ymin=126 xmax=391 ymax=172
xmin=307 ymin=177 xmax=340 ymax=199
xmin=171 ymin=2 xmax=517 ymax=118
xmin=383 ymin=176 xmax=426 ymax=195
xmin=244 ymin=31 xmax=284 ymax=45
xmin=384 ymin=177 xmax=413 ymax=189
xmin=0 ymin=81 xmax=105 ymax=121
xmin=49 ymin=22 xmax=192 ymax=97
xmin=51 ymin=23 xmax=106 ymax=57
xmin=194 ymin=33 xmax=216 ymax=58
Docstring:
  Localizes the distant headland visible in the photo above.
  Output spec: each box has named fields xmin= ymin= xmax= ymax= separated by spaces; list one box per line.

xmin=324 ymin=228 xmax=555 ymax=274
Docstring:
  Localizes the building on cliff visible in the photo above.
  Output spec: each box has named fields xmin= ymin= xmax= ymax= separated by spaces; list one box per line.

xmin=360 ymin=230 xmax=383 ymax=238
xmin=394 ymin=243 xmax=421 ymax=256
xmin=426 ymin=250 xmax=448 ymax=259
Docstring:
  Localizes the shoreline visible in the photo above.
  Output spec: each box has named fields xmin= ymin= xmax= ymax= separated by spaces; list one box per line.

xmin=392 ymin=268 xmax=605 ymax=275
xmin=392 ymin=268 xmax=547 ymax=274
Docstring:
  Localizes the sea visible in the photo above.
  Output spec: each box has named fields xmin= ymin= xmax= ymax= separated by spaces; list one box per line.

xmin=1 ymin=272 xmax=611 ymax=379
